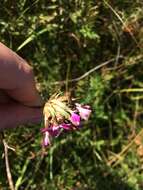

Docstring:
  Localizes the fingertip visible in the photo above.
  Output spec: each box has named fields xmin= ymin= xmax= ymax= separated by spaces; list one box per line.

xmin=22 ymin=94 xmax=44 ymax=107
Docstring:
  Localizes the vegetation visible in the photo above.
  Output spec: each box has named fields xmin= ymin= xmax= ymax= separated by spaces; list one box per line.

xmin=0 ymin=0 xmax=143 ymax=189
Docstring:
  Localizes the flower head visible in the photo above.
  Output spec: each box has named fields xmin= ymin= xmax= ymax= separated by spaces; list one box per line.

xmin=42 ymin=93 xmax=91 ymax=148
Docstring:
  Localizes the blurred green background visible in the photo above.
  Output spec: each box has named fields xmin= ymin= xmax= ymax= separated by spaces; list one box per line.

xmin=0 ymin=0 xmax=143 ymax=189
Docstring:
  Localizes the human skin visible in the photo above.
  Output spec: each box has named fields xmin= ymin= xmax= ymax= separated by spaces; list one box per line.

xmin=0 ymin=42 xmax=43 ymax=130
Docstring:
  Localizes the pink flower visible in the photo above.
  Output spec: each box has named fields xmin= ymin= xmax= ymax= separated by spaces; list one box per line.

xmin=48 ymin=125 xmax=61 ymax=137
xmin=70 ymin=112 xmax=80 ymax=126
xmin=41 ymin=125 xmax=62 ymax=147
xmin=75 ymin=103 xmax=91 ymax=121
xmin=41 ymin=125 xmax=61 ymax=137
xmin=43 ymin=131 xmax=51 ymax=146
xmin=59 ymin=123 xmax=72 ymax=130
xmin=41 ymin=127 xmax=49 ymax=133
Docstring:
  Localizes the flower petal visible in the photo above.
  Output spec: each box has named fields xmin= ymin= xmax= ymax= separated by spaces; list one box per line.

xmin=76 ymin=104 xmax=91 ymax=120
xmin=59 ymin=123 xmax=72 ymax=130
xmin=41 ymin=127 xmax=49 ymax=133
xmin=70 ymin=112 xmax=80 ymax=126
xmin=43 ymin=131 xmax=51 ymax=146
xmin=48 ymin=125 xmax=61 ymax=137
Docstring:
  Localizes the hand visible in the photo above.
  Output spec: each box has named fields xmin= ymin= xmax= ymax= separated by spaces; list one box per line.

xmin=0 ymin=42 xmax=43 ymax=130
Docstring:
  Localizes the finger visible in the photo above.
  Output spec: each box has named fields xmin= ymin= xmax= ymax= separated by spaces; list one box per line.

xmin=6 ymin=83 xmax=43 ymax=107
xmin=0 ymin=90 xmax=11 ymax=103
xmin=0 ymin=42 xmax=43 ymax=107
xmin=0 ymin=102 xmax=43 ymax=130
